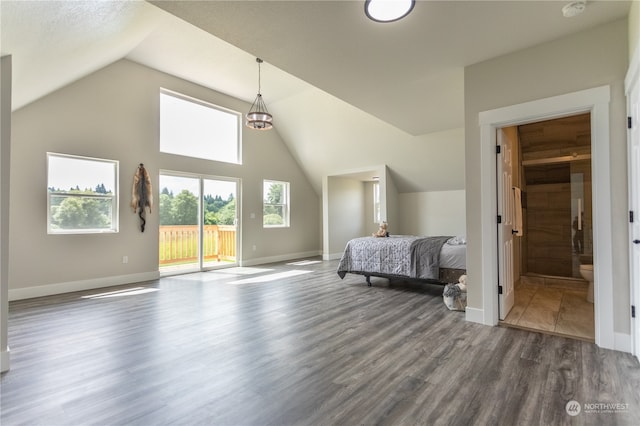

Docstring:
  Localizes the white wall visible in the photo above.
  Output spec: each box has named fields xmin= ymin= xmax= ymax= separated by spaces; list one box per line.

xmin=1 ymin=55 xmax=12 ymax=372
xmin=398 ymin=190 xmax=466 ymax=237
xmin=630 ymin=1 xmax=639 ymax=59
xmin=324 ymin=176 xmax=366 ymax=258
xmin=464 ymin=20 xmax=629 ymax=333
xmin=382 ymin=165 xmax=399 ymax=233
xmin=8 ymin=59 xmax=320 ymax=299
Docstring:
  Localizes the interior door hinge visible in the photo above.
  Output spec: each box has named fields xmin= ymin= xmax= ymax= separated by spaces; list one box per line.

xmin=633 ymin=305 xmax=636 ymax=319
xmin=629 ymin=116 xmax=633 ymax=129
xmin=631 ymin=211 xmax=634 ymax=223
xmin=498 ymin=286 xmax=503 ymax=295
xmin=497 ymin=215 xmax=502 ymax=224
xmin=496 ymin=145 xmax=501 ymax=154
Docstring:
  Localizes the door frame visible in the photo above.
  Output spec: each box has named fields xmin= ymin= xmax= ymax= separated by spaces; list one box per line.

xmin=158 ymin=170 xmax=241 ymax=275
xmin=476 ymin=85 xmax=615 ymax=350
xmin=625 ymin=45 xmax=640 ymax=360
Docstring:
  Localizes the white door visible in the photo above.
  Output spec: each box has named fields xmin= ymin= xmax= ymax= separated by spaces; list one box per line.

xmin=629 ymin=75 xmax=640 ymax=359
xmin=498 ymin=129 xmax=515 ymax=319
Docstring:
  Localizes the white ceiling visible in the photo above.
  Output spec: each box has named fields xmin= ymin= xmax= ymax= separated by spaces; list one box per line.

xmin=0 ymin=0 xmax=631 ymax=193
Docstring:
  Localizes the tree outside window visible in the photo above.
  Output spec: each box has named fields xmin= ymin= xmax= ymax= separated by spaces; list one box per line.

xmin=263 ymin=180 xmax=290 ymax=227
xmin=47 ymin=153 xmax=118 ymax=234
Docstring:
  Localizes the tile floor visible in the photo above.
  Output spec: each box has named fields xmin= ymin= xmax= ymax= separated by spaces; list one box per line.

xmin=501 ymin=275 xmax=594 ymax=341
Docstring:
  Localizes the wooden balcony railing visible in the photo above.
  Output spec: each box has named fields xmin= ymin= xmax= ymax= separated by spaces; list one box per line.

xmin=159 ymin=225 xmax=236 ymax=266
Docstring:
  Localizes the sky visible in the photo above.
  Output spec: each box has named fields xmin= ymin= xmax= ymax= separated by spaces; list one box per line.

xmin=48 ymin=154 xmax=116 ymax=192
xmin=48 ymin=154 xmax=236 ymax=199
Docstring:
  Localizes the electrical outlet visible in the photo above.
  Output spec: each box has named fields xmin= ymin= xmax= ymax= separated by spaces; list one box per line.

xmin=122 ymin=256 xmax=128 ymax=264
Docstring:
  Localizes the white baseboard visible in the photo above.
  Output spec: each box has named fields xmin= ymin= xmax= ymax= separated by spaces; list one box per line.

xmin=239 ymin=250 xmax=322 ymax=267
xmin=465 ymin=306 xmax=485 ymax=324
xmin=614 ymin=332 xmax=632 ymax=354
xmin=8 ymin=271 xmax=160 ymax=301
xmin=323 ymin=252 xmax=344 ymax=261
xmin=1 ymin=348 xmax=9 ymax=373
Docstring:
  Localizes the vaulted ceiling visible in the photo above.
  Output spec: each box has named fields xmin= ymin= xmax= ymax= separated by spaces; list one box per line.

xmin=0 ymin=1 xmax=631 ymax=193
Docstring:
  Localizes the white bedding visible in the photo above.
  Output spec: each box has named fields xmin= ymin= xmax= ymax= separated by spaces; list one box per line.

xmin=439 ymin=243 xmax=466 ymax=270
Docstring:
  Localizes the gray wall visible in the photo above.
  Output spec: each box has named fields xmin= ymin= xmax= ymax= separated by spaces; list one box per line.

xmin=464 ymin=19 xmax=629 ymax=332
xmin=325 ymin=176 xmax=366 ymax=258
xmin=9 ymin=59 xmax=320 ymax=297
xmin=1 ymin=55 xmax=12 ymax=371
xmin=398 ymin=190 xmax=466 ymax=237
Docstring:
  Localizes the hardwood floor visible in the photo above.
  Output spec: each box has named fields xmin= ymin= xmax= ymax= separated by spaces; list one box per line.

xmin=2 ymin=258 xmax=639 ymax=425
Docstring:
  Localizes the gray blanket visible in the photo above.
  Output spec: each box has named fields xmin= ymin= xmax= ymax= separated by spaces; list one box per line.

xmin=410 ymin=236 xmax=451 ymax=279
xmin=337 ymin=235 xmax=451 ymax=280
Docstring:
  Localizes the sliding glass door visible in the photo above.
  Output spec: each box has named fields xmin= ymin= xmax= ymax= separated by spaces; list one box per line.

xmin=202 ymin=178 xmax=237 ymax=268
xmin=159 ymin=172 xmax=239 ymax=274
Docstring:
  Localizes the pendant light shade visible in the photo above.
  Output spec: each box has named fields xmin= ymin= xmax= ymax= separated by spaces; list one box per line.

xmin=246 ymin=58 xmax=273 ymax=130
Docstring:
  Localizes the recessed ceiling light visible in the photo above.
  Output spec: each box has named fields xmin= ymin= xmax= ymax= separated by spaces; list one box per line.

xmin=562 ymin=1 xmax=586 ymax=18
xmin=365 ymin=0 xmax=415 ymax=23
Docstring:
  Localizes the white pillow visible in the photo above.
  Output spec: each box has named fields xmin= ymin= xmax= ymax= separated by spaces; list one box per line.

xmin=446 ymin=236 xmax=466 ymax=245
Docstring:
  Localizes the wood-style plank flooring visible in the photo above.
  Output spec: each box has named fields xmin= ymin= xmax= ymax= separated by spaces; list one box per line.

xmin=2 ymin=258 xmax=639 ymax=425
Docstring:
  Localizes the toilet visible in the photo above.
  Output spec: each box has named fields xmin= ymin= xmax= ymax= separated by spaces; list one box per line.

xmin=579 ymin=264 xmax=594 ymax=303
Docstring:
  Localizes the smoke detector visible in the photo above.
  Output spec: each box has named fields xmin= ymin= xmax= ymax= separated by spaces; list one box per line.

xmin=562 ymin=1 xmax=586 ymax=18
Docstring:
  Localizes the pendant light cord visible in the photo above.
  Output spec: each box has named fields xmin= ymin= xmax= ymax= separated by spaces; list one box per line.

xmin=256 ymin=58 xmax=263 ymax=95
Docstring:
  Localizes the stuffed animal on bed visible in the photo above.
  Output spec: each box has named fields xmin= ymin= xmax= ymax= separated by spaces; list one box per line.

xmin=372 ymin=221 xmax=389 ymax=237
xmin=443 ymin=274 xmax=467 ymax=311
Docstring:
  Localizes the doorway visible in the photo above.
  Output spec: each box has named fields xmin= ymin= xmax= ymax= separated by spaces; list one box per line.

xmin=477 ymin=85 xmax=615 ymax=350
xmin=498 ymin=114 xmax=595 ymax=341
xmin=159 ymin=172 xmax=239 ymax=275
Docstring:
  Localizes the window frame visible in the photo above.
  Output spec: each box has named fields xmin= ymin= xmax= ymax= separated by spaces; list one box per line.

xmin=263 ymin=179 xmax=290 ymax=228
xmin=373 ymin=181 xmax=381 ymax=224
xmin=159 ymin=88 xmax=242 ymax=164
xmin=47 ymin=152 xmax=119 ymax=234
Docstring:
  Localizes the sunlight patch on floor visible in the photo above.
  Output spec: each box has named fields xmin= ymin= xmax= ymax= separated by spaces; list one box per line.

xmin=81 ymin=287 xmax=159 ymax=299
xmin=209 ymin=267 xmax=274 ymax=275
xmin=228 ymin=270 xmax=313 ymax=285
xmin=287 ymin=260 xmax=322 ymax=266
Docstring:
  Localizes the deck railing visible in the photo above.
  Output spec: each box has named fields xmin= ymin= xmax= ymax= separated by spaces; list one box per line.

xmin=159 ymin=225 xmax=236 ymax=266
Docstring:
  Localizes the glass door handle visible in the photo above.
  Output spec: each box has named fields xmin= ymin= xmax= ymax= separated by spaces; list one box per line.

xmin=634 ymin=240 xmax=640 ymax=244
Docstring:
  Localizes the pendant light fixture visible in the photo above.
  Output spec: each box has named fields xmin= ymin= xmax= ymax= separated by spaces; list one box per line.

xmin=365 ymin=0 xmax=415 ymax=23
xmin=246 ymin=57 xmax=273 ymax=130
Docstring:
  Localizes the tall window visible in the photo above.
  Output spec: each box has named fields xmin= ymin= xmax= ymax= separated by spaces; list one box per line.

xmin=47 ymin=153 xmax=118 ymax=234
xmin=159 ymin=89 xmax=241 ymax=164
xmin=263 ymin=180 xmax=290 ymax=227
xmin=373 ymin=181 xmax=381 ymax=223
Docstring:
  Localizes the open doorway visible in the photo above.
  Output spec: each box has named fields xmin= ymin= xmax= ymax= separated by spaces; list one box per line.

xmin=477 ymin=85 xmax=615 ymax=350
xmin=498 ymin=114 xmax=595 ymax=342
xmin=159 ymin=172 xmax=239 ymax=275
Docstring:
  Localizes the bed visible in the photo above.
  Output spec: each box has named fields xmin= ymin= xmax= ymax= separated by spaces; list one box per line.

xmin=337 ymin=235 xmax=466 ymax=286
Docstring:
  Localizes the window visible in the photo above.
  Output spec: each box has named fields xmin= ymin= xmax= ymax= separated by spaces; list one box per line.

xmin=263 ymin=180 xmax=290 ymax=227
xmin=373 ymin=181 xmax=381 ymax=223
xmin=159 ymin=89 xmax=241 ymax=164
xmin=47 ymin=153 xmax=118 ymax=234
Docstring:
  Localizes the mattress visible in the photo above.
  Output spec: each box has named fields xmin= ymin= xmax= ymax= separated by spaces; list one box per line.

xmin=440 ymin=242 xmax=466 ymax=270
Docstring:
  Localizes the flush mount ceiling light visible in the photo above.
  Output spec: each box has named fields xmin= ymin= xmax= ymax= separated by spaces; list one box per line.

xmin=246 ymin=58 xmax=273 ymax=130
xmin=562 ymin=1 xmax=586 ymax=18
xmin=365 ymin=0 xmax=415 ymax=23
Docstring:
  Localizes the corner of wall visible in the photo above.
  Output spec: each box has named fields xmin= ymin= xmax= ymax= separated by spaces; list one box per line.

xmin=1 ymin=55 xmax=12 ymax=373
xmin=629 ymin=1 xmax=640 ymax=60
